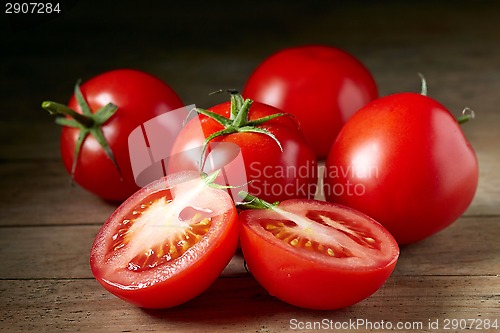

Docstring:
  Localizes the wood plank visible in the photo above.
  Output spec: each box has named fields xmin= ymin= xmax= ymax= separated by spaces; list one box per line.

xmin=1 ymin=276 xmax=498 ymax=333
xmin=0 ymin=160 xmax=118 ymax=227
xmin=0 ymin=224 xmax=246 ymax=280
xmin=0 ymin=217 xmax=498 ymax=280
xmin=395 ymin=216 xmax=500 ymax=276
xmin=0 ymin=122 xmax=60 ymax=161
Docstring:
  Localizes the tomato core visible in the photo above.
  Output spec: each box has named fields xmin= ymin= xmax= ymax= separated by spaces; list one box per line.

xmin=106 ymin=188 xmax=218 ymax=273
xmin=260 ymin=209 xmax=382 ymax=260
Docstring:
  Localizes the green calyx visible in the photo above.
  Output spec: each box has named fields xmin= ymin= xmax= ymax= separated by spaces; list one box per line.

xmin=237 ymin=191 xmax=279 ymax=210
xmin=196 ymin=91 xmax=286 ymax=169
xmin=41 ymin=81 xmax=120 ymax=180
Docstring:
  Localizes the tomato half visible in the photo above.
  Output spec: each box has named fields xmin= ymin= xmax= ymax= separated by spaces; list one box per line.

xmin=324 ymin=92 xmax=479 ymax=244
xmin=239 ymin=198 xmax=399 ymax=310
xmin=58 ymin=69 xmax=184 ymax=202
xmin=90 ymin=171 xmax=238 ymax=309
xmin=243 ymin=45 xmax=378 ymax=158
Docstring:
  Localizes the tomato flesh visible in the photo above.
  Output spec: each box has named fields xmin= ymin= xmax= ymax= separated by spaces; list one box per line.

xmin=90 ymin=171 xmax=238 ymax=308
xmin=239 ymin=199 xmax=399 ymax=310
xmin=110 ymin=189 xmax=215 ymax=272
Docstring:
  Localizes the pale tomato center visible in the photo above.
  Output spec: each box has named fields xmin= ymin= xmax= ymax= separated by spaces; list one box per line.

xmin=109 ymin=189 xmax=214 ymax=272
xmin=261 ymin=207 xmax=382 ymax=261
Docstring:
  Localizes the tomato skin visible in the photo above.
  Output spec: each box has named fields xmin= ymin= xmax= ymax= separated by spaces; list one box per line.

xmin=239 ymin=199 xmax=399 ymax=310
xmin=243 ymin=45 xmax=378 ymax=158
xmin=61 ymin=69 xmax=184 ymax=202
xmin=169 ymin=100 xmax=318 ymax=203
xmin=324 ymin=92 xmax=479 ymax=244
xmin=90 ymin=171 xmax=239 ymax=309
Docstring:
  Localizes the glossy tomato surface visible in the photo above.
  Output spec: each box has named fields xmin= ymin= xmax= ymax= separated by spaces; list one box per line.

xmin=243 ymin=45 xmax=378 ymax=158
xmin=239 ymin=199 xmax=399 ymax=310
xmin=62 ymin=69 xmax=183 ymax=202
xmin=324 ymin=92 xmax=479 ymax=244
xmin=90 ymin=171 xmax=238 ymax=309
xmin=168 ymin=100 xmax=318 ymax=203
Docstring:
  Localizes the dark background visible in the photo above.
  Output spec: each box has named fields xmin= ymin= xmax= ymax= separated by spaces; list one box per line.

xmin=1 ymin=0 xmax=498 ymax=126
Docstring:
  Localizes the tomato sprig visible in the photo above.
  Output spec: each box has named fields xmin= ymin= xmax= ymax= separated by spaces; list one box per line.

xmin=194 ymin=91 xmax=286 ymax=167
xmin=419 ymin=73 xmax=475 ymax=124
xmin=238 ymin=190 xmax=278 ymax=210
xmin=42 ymin=81 xmax=120 ymax=179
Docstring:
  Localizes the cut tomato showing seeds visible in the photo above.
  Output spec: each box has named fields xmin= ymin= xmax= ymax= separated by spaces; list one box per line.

xmin=239 ymin=197 xmax=399 ymax=310
xmin=90 ymin=171 xmax=238 ymax=309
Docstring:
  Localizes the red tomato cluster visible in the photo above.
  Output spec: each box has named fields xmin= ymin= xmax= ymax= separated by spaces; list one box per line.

xmin=44 ymin=45 xmax=478 ymax=310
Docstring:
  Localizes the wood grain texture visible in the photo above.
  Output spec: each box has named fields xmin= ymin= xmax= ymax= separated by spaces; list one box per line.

xmin=1 ymin=1 xmax=500 ymax=332
xmin=0 ymin=217 xmax=498 ymax=280
xmin=1 ymin=276 xmax=498 ymax=333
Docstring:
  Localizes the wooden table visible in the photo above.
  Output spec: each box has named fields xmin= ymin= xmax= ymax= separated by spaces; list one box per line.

xmin=1 ymin=1 xmax=499 ymax=332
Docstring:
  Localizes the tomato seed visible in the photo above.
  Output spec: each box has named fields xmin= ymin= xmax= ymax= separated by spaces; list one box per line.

xmin=113 ymin=242 xmax=125 ymax=251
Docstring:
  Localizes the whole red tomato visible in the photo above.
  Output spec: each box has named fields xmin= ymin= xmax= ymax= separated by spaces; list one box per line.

xmin=43 ymin=69 xmax=184 ymax=202
xmin=324 ymin=92 xmax=479 ymax=244
xmin=243 ymin=45 xmax=378 ymax=158
xmin=168 ymin=92 xmax=318 ymax=203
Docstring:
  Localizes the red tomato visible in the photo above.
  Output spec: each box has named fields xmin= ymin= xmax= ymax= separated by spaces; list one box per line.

xmin=168 ymin=93 xmax=318 ymax=203
xmin=239 ymin=197 xmax=399 ymax=310
xmin=90 ymin=171 xmax=238 ymax=309
xmin=243 ymin=45 xmax=378 ymax=158
xmin=53 ymin=69 xmax=183 ymax=202
xmin=324 ymin=92 xmax=479 ymax=244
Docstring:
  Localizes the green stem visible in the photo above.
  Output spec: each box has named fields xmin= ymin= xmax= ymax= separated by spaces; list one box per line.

xmin=229 ymin=91 xmax=244 ymax=120
xmin=201 ymin=169 xmax=221 ymax=186
xmin=457 ymin=107 xmax=475 ymax=125
xmin=247 ymin=112 xmax=287 ymax=126
xmin=195 ymin=92 xmax=287 ymax=171
xmin=238 ymin=191 xmax=278 ymax=210
xmin=231 ymin=98 xmax=253 ymax=127
xmin=42 ymin=101 xmax=94 ymax=127
xmin=418 ymin=73 xmax=427 ymax=96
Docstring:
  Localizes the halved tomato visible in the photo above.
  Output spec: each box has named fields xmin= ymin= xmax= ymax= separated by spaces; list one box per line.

xmin=239 ymin=196 xmax=399 ymax=310
xmin=90 ymin=171 xmax=238 ymax=309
